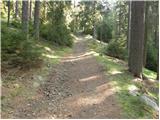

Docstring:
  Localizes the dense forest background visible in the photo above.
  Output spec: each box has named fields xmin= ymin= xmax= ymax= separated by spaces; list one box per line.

xmin=1 ymin=0 xmax=159 ymax=78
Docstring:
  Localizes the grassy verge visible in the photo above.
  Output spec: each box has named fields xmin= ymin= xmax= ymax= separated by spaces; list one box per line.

xmin=143 ymin=68 xmax=157 ymax=80
xmin=38 ymin=39 xmax=72 ymax=65
xmin=87 ymin=39 xmax=158 ymax=119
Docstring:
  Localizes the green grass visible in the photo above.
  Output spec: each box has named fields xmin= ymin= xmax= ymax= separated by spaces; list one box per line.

xmin=143 ymin=68 xmax=157 ymax=80
xmin=87 ymin=39 xmax=106 ymax=54
xmin=88 ymin=39 xmax=156 ymax=119
xmin=96 ymin=56 xmax=154 ymax=118
xmin=37 ymin=39 xmax=72 ymax=65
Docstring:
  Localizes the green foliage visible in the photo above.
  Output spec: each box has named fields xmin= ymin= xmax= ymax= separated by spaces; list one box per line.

xmin=2 ymin=25 xmax=21 ymax=55
xmin=78 ymin=1 xmax=100 ymax=35
xmin=19 ymin=40 xmax=41 ymax=61
xmin=42 ymin=1 xmax=73 ymax=47
xmin=83 ymin=28 xmax=93 ymax=35
xmin=1 ymin=25 xmax=41 ymax=67
xmin=104 ymin=39 xmax=127 ymax=60
xmin=40 ymin=23 xmax=73 ymax=47
xmin=145 ymin=42 xmax=158 ymax=72
xmin=69 ymin=20 xmax=75 ymax=32
xmin=40 ymin=24 xmax=49 ymax=39
xmin=143 ymin=68 xmax=157 ymax=80
xmin=96 ymin=21 xmax=112 ymax=43
xmin=10 ymin=20 xmax=21 ymax=29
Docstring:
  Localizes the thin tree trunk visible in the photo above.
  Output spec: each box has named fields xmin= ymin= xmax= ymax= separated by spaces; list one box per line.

xmin=128 ymin=1 xmax=145 ymax=78
xmin=100 ymin=24 xmax=102 ymax=43
xmin=93 ymin=1 xmax=96 ymax=39
xmin=34 ymin=0 xmax=40 ymax=40
xmin=128 ymin=1 xmax=132 ymax=67
xmin=29 ymin=0 xmax=32 ymax=20
xmin=127 ymin=1 xmax=131 ymax=51
xmin=7 ymin=0 xmax=11 ymax=26
xmin=118 ymin=4 xmax=121 ymax=37
xmin=22 ymin=1 xmax=29 ymax=40
xmin=15 ymin=0 xmax=18 ymax=19
xmin=73 ymin=0 xmax=76 ymax=33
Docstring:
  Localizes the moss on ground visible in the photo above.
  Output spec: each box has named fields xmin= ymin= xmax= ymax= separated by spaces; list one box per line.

xmin=143 ymin=68 xmax=157 ymax=80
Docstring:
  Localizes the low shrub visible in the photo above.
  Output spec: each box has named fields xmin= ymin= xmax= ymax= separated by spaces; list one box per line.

xmin=10 ymin=20 xmax=21 ymax=29
xmin=40 ymin=23 xmax=73 ymax=47
xmin=103 ymin=39 xmax=127 ymax=60
xmin=145 ymin=44 xmax=158 ymax=72
xmin=96 ymin=21 xmax=112 ymax=43
xmin=83 ymin=28 xmax=93 ymax=35
xmin=1 ymin=25 xmax=42 ymax=67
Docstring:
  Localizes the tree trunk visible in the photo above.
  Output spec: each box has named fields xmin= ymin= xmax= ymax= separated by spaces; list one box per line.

xmin=22 ymin=1 xmax=29 ymax=40
xmin=43 ymin=1 xmax=46 ymax=20
xmin=155 ymin=3 xmax=159 ymax=80
xmin=34 ymin=0 xmax=40 ymax=40
xmin=119 ymin=7 xmax=121 ymax=37
xmin=100 ymin=24 xmax=102 ymax=43
xmin=128 ymin=1 xmax=145 ymax=78
xmin=93 ymin=1 xmax=97 ymax=39
xmin=127 ymin=1 xmax=131 ymax=52
xmin=73 ymin=0 xmax=76 ymax=33
xmin=15 ymin=0 xmax=18 ymax=19
xmin=7 ymin=0 xmax=11 ymax=26
xmin=29 ymin=0 xmax=32 ymax=20
xmin=128 ymin=1 xmax=132 ymax=68
xmin=143 ymin=2 xmax=149 ymax=67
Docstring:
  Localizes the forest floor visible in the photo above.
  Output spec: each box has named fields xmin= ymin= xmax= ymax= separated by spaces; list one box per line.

xmin=1 ymin=35 xmax=158 ymax=119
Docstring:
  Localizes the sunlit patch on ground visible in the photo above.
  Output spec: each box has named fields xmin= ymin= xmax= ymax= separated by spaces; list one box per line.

xmin=42 ymin=53 xmax=60 ymax=59
xmin=62 ymin=51 xmax=99 ymax=63
xmin=66 ymin=81 xmax=116 ymax=108
xmin=79 ymin=75 xmax=100 ymax=82
xmin=109 ymin=70 xmax=122 ymax=75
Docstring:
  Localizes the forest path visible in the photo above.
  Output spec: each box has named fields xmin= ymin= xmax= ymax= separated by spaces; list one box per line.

xmin=12 ymin=35 xmax=122 ymax=119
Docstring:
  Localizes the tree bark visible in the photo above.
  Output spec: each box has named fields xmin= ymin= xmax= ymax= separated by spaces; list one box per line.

xmin=34 ymin=0 xmax=40 ymax=40
xmin=7 ymin=0 xmax=11 ymax=26
xmin=155 ymin=3 xmax=159 ymax=80
xmin=128 ymin=1 xmax=132 ymax=68
xmin=127 ymin=1 xmax=131 ymax=52
xmin=128 ymin=1 xmax=145 ymax=78
xmin=15 ymin=0 xmax=18 ymax=19
xmin=22 ymin=1 xmax=29 ymax=40
xmin=143 ymin=2 xmax=149 ymax=67
xmin=93 ymin=1 xmax=97 ymax=39
xmin=29 ymin=0 xmax=32 ymax=20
